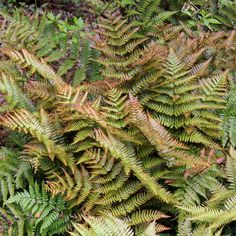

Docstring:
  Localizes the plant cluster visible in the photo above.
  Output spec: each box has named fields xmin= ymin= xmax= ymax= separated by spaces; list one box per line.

xmin=0 ymin=1 xmax=235 ymax=236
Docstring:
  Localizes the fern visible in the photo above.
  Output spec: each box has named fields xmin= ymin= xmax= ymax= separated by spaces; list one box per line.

xmin=118 ymin=0 xmax=176 ymax=32
xmin=94 ymin=12 xmax=229 ymax=148
xmin=70 ymin=215 xmax=158 ymax=236
xmin=222 ymin=84 xmax=236 ymax=148
xmin=91 ymin=11 xmax=147 ymax=90
xmin=6 ymin=182 xmax=71 ymax=236
xmin=0 ymin=47 xmax=173 ymax=233
xmin=0 ymin=9 xmax=100 ymax=84
xmin=0 ymin=5 xmax=235 ymax=236
xmin=174 ymin=147 xmax=236 ymax=234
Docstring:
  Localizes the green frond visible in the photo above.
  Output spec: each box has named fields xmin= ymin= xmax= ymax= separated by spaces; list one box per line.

xmin=0 ymin=109 xmax=76 ymax=171
xmin=124 ymin=210 xmax=169 ymax=226
xmin=101 ymin=191 xmax=154 ymax=217
xmin=0 ymin=73 xmax=33 ymax=111
xmin=70 ymin=215 xmax=138 ymax=236
xmin=225 ymin=147 xmax=236 ymax=190
xmin=97 ymin=181 xmax=142 ymax=205
xmin=95 ymin=129 xmax=176 ymax=203
xmin=6 ymin=182 xmax=71 ymax=235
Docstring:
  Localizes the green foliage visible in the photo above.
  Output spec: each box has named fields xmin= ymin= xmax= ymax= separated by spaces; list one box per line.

xmin=94 ymin=12 xmax=229 ymax=148
xmin=168 ymin=0 xmax=236 ymax=30
xmin=0 ymin=2 xmax=235 ymax=236
xmin=175 ymin=148 xmax=236 ymax=235
xmin=213 ymin=0 xmax=236 ymax=28
xmin=0 ymin=146 xmax=34 ymax=235
xmin=116 ymin=0 xmax=176 ymax=32
xmin=70 ymin=215 xmax=158 ymax=236
xmin=6 ymin=182 xmax=71 ymax=236
xmin=181 ymin=8 xmax=221 ymax=30
xmin=0 ymin=9 xmax=100 ymax=84
xmin=0 ymin=40 xmax=173 ymax=235
xmin=222 ymin=84 xmax=236 ymax=148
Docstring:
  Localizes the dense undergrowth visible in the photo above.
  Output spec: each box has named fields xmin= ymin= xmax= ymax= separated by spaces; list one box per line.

xmin=0 ymin=0 xmax=235 ymax=235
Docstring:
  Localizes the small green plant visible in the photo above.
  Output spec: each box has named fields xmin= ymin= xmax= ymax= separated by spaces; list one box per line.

xmin=7 ymin=0 xmax=17 ymax=3
xmin=47 ymin=13 xmax=84 ymax=32
xmin=182 ymin=7 xmax=221 ymax=30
